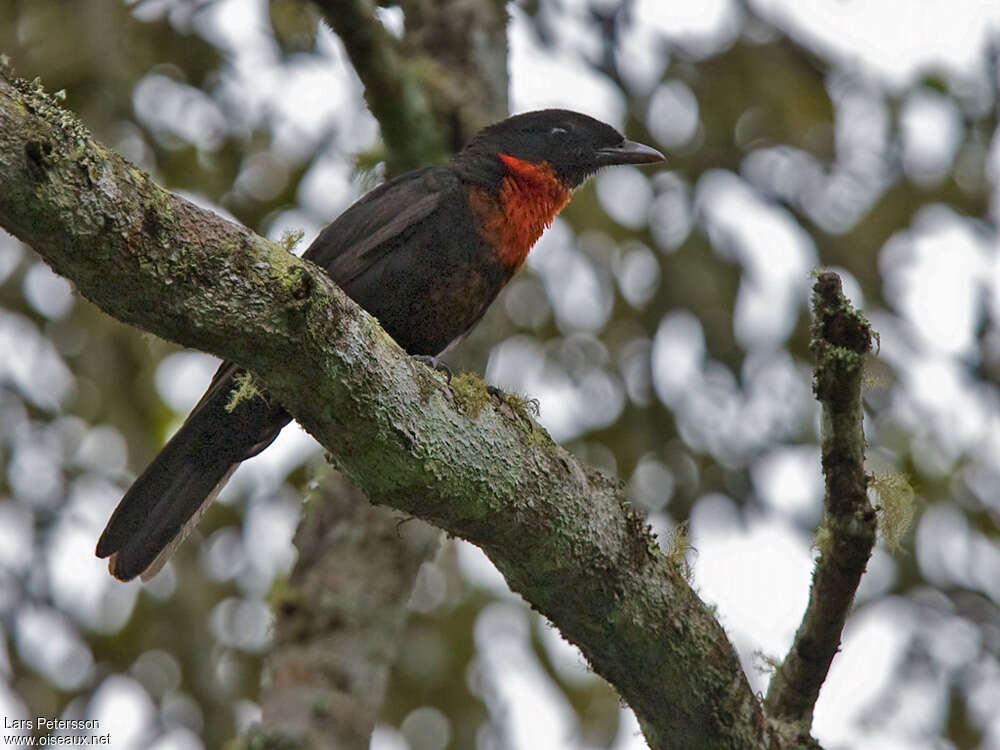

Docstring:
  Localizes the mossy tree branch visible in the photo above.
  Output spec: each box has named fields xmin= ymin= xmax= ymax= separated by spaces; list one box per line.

xmin=0 ymin=65 xmax=771 ymax=750
xmin=764 ymin=272 xmax=877 ymax=740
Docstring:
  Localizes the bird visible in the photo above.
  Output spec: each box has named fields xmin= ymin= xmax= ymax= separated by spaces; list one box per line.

xmin=96 ymin=109 xmax=665 ymax=581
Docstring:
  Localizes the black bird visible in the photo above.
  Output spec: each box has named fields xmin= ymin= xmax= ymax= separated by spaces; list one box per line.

xmin=96 ymin=109 xmax=664 ymax=580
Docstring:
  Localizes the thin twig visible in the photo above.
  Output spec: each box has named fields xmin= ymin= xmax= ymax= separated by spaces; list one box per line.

xmin=764 ymin=271 xmax=877 ymax=736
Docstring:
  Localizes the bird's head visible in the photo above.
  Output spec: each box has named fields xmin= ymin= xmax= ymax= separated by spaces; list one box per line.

xmin=460 ymin=109 xmax=665 ymax=190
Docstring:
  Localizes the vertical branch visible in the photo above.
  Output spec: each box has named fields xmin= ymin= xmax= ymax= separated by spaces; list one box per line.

xmin=395 ymin=0 xmax=509 ymax=141
xmin=764 ymin=271 xmax=877 ymax=733
xmin=252 ymin=475 xmax=440 ymax=750
xmin=314 ymin=0 xmax=449 ymax=172
xmin=313 ymin=0 xmax=508 ymax=173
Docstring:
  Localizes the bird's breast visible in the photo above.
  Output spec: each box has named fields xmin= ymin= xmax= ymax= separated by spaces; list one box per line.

xmin=467 ymin=156 xmax=571 ymax=272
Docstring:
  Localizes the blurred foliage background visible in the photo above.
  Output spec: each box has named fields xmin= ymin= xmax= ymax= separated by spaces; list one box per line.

xmin=2 ymin=1 xmax=1000 ymax=748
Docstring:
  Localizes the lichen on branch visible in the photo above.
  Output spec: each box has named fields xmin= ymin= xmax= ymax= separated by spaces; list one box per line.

xmin=764 ymin=271 xmax=877 ymax=737
xmin=0 ymin=63 xmax=766 ymax=750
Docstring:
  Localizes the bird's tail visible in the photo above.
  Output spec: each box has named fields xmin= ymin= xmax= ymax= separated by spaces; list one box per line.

xmin=96 ymin=363 xmax=290 ymax=581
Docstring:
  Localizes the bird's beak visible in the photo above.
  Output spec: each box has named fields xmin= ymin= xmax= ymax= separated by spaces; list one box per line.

xmin=595 ymin=139 xmax=665 ymax=166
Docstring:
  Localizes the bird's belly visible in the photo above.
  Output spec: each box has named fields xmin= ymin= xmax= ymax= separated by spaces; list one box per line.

xmin=345 ymin=254 xmax=507 ymax=357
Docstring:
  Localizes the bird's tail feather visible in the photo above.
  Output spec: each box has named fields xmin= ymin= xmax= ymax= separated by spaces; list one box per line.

xmin=96 ymin=363 xmax=289 ymax=581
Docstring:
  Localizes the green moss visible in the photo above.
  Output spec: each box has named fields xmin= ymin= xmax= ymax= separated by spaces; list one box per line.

xmin=663 ymin=520 xmax=694 ymax=583
xmin=752 ymin=649 xmax=781 ymax=675
xmin=258 ymin=239 xmax=315 ymax=304
xmin=504 ymin=390 xmax=541 ymax=418
xmin=813 ymin=521 xmax=832 ymax=556
xmin=870 ymin=472 xmax=916 ymax=553
xmin=809 ymin=271 xmax=874 ymax=358
xmin=143 ymin=192 xmax=177 ymax=230
xmin=412 ymin=364 xmax=440 ymax=402
xmin=860 ymin=357 xmax=889 ymax=389
xmin=524 ymin=421 xmax=553 ymax=447
xmin=489 ymin=387 xmax=550 ymax=446
xmin=450 ymin=371 xmax=491 ymax=418
xmin=226 ymin=371 xmax=263 ymax=412
xmin=12 ymin=72 xmax=97 ymax=171
xmin=280 ymin=228 xmax=305 ymax=253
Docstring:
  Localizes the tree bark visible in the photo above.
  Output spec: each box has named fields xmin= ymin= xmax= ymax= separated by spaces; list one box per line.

xmin=248 ymin=476 xmax=440 ymax=750
xmin=764 ymin=273 xmax=876 ymax=741
xmin=0 ymin=64 xmax=767 ymax=750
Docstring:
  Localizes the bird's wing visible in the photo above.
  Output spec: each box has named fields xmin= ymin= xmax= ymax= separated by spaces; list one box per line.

xmin=303 ymin=166 xmax=459 ymax=284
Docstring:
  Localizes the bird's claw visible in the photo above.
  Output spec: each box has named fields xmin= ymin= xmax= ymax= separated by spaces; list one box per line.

xmin=414 ymin=355 xmax=453 ymax=382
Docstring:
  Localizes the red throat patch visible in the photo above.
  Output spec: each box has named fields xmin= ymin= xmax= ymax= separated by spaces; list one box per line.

xmin=469 ymin=153 xmax=571 ymax=272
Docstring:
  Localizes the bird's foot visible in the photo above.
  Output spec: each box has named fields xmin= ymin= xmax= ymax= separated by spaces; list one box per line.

xmin=485 ymin=385 xmax=540 ymax=416
xmin=414 ymin=355 xmax=453 ymax=382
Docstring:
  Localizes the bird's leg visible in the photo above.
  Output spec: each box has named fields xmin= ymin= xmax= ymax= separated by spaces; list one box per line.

xmin=484 ymin=385 xmax=540 ymax=416
xmin=414 ymin=355 xmax=453 ymax=382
